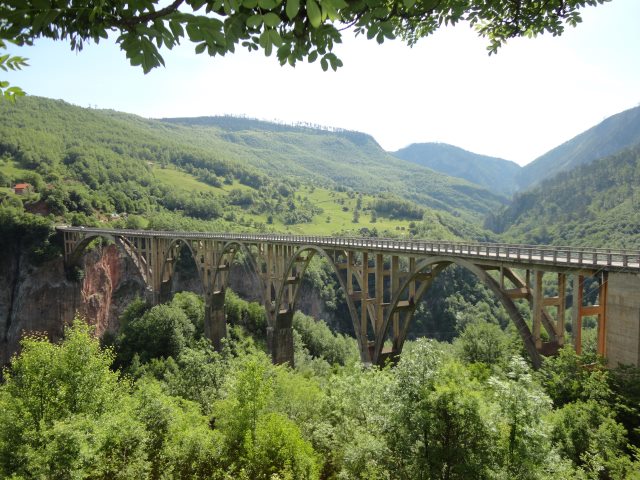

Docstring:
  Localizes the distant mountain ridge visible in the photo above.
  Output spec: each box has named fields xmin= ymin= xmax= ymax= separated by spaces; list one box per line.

xmin=158 ymin=115 xmax=507 ymax=217
xmin=517 ymin=105 xmax=640 ymax=189
xmin=392 ymin=143 xmax=521 ymax=196
xmin=488 ymin=142 xmax=640 ymax=249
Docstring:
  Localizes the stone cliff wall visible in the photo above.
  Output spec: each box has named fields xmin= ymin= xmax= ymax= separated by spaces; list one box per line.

xmin=0 ymin=245 xmax=339 ymax=366
xmin=0 ymin=244 xmax=146 ymax=365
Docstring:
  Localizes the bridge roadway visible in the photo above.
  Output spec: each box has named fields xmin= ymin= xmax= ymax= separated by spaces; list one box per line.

xmin=58 ymin=227 xmax=640 ymax=368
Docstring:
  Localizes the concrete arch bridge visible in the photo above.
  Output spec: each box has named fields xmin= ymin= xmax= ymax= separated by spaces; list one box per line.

xmin=59 ymin=227 xmax=640 ymax=368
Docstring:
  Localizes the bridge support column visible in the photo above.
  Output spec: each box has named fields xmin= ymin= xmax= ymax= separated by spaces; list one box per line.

xmin=269 ymin=310 xmax=294 ymax=366
xmin=206 ymin=291 xmax=227 ymax=351
xmin=605 ymin=272 xmax=640 ymax=366
xmin=572 ymin=275 xmax=583 ymax=353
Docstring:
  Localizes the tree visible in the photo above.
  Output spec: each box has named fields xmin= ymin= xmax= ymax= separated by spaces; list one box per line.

xmin=488 ymin=357 xmax=553 ymax=478
xmin=0 ymin=0 xmax=609 ymax=79
xmin=0 ymin=39 xmax=27 ymax=101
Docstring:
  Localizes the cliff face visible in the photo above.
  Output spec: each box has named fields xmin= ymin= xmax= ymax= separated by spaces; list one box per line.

xmin=0 ymin=244 xmax=146 ymax=365
xmin=0 ymin=243 xmax=340 ymax=365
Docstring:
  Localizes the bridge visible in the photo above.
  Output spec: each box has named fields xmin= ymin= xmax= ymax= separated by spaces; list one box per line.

xmin=58 ymin=226 xmax=640 ymax=368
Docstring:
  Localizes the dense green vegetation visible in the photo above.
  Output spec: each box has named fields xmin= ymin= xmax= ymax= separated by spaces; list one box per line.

xmin=393 ymin=142 xmax=521 ymax=196
xmin=517 ymin=105 xmax=640 ymax=190
xmin=1 ymin=94 xmax=640 ymax=479
xmin=1 ymin=293 xmax=638 ymax=480
xmin=160 ymin=116 xmax=506 ymax=217
xmin=0 ymin=96 xmax=509 ymax=249
xmin=488 ymin=143 xmax=640 ymax=248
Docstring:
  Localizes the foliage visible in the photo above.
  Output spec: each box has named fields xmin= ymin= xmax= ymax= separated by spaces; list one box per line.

xmin=393 ymin=142 xmax=521 ymax=196
xmin=386 ymin=341 xmax=493 ymax=479
xmin=489 ymin=142 xmax=640 ymax=248
xmin=0 ymin=0 xmax=607 ymax=79
xmin=243 ymin=412 xmax=319 ymax=480
xmin=454 ymin=319 xmax=512 ymax=367
xmin=292 ymin=310 xmax=358 ymax=366
xmin=0 ymin=39 xmax=27 ymax=101
xmin=536 ymin=346 xmax=610 ymax=407
xmin=225 ymin=289 xmax=267 ymax=336
xmin=3 ymin=302 xmax=640 ymax=479
xmin=115 ymin=299 xmax=197 ymax=366
xmin=488 ymin=357 xmax=552 ymax=479
xmin=370 ymin=194 xmax=424 ymax=220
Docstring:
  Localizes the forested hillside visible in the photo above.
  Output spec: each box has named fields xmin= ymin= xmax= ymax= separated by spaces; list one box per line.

xmin=161 ymin=115 xmax=506 ymax=216
xmin=518 ymin=105 xmax=640 ymax=189
xmin=0 ymin=96 xmax=500 ymax=240
xmin=487 ymin=143 xmax=640 ymax=248
xmin=392 ymin=142 xmax=521 ymax=196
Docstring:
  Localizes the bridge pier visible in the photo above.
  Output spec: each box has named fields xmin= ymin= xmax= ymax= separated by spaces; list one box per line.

xmin=605 ymin=272 xmax=640 ymax=366
xmin=206 ymin=291 xmax=227 ymax=351
xmin=268 ymin=310 xmax=294 ymax=366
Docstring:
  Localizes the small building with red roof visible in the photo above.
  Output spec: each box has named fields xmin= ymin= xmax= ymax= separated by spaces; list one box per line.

xmin=13 ymin=183 xmax=33 ymax=195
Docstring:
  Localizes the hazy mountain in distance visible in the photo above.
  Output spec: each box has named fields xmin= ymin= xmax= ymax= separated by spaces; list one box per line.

xmin=487 ymin=142 xmax=640 ymax=249
xmin=161 ymin=116 xmax=508 ymax=217
xmin=518 ymin=105 xmax=640 ymax=190
xmin=392 ymin=143 xmax=521 ymax=196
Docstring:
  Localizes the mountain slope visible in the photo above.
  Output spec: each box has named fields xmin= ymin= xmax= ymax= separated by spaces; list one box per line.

xmin=392 ymin=143 xmax=521 ymax=196
xmin=0 ymin=96 xmax=500 ymax=240
xmin=488 ymin=143 xmax=640 ymax=248
xmin=161 ymin=116 xmax=507 ymax=217
xmin=518 ymin=105 xmax=640 ymax=189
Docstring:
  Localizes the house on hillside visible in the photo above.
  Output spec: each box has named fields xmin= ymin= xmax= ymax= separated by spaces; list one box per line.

xmin=13 ymin=183 xmax=33 ymax=195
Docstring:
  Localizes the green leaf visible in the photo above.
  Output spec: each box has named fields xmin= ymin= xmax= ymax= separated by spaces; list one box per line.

xmin=243 ymin=0 xmax=259 ymax=7
xmin=258 ymin=0 xmax=278 ymax=9
xmin=306 ymin=0 xmax=322 ymax=28
xmin=286 ymin=0 xmax=300 ymax=20
xmin=259 ymin=30 xmax=270 ymax=49
xmin=263 ymin=12 xmax=281 ymax=28
xmin=246 ymin=14 xmax=263 ymax=28
xmin=402 ymin=0 xmax=416 ymax=8
xmin=31 ymin=0 xmax=50 ymax=9
xmin=326 ymin=0 xmax=348 ymax=8
xmin=169 ymin=20 xmax=185 ymax=39
xmin=186 ymin=23 xmax=204 ymax=42
xmin=320 ymin=57 xmax=328 ymax=71
xmin=268 ymin=29 xmax=283 ymax=46
xmin=195 ymin=42 xmax=207 ymax=54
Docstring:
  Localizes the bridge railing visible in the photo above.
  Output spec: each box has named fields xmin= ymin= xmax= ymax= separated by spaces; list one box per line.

xmin=56 ymin=227 xmax=640 ymax=270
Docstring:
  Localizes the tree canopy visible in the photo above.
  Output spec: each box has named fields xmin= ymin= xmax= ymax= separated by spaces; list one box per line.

xmin=0 ymin=0 xmax=609 ymax=80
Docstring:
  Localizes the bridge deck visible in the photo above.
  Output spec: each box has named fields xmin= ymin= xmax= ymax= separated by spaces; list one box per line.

xmin=57 ymin=227 xmax=640 ymax=272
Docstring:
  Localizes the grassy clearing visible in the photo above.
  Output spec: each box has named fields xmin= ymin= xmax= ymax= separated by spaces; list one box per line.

xmin=284 ymin=186 xmax=412 ymax=236
xmin=0 ymin=160 xmax=33 ymax=182
xmin=150 ymin=165 xmax=414 ymax=236
xmin=151 ymin=165 xmax=222 ymax=195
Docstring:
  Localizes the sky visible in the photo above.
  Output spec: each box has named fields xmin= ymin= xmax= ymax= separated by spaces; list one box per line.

xmin=3 ymin=0 xmax=640 ymax=166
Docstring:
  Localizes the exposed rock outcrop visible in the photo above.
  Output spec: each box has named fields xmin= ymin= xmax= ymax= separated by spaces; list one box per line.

xmin=0 ymin=244 xmax=146 ymax=365
xmin=0 ymin=243 xmax=339 ymax=366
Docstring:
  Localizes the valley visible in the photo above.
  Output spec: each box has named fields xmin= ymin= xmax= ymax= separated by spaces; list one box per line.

xmin=1 ymin=96 xmax=640 ymax=479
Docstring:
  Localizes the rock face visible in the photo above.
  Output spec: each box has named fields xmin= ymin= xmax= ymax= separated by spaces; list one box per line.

xmin=0 ymin=243 xmax=339 ymax=366
xmin=0 ymin=244 xmax=146 ymax=365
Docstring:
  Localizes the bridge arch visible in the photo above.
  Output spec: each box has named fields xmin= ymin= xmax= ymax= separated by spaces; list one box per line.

xmin=67 ymin=232 xmax=151 ymax=288
xmin=211 ymin=240 xmax=268 ymax=306
xmin=374 ymin=256 xmax=541 ymax=369
xmin=275 ymin=245 xmax=361 ymax=344
xmin=157 ymin=237 xmax=206 ymax=303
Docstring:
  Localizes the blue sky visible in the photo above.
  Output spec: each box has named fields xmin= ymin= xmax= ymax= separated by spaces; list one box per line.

xmin=4 ymin=0 xmax=639 ymax=165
